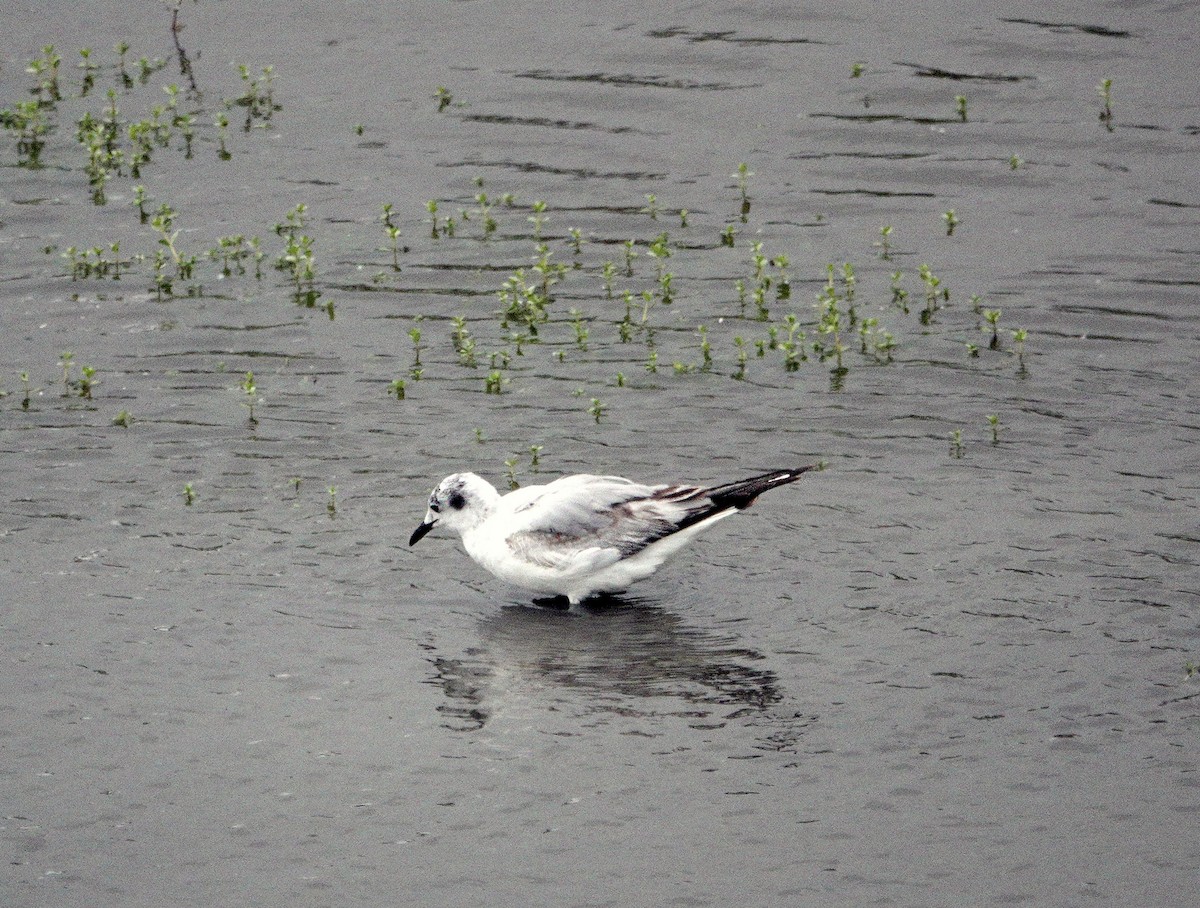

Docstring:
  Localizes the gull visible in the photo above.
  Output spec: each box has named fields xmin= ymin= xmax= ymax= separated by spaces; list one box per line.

xmin=409 ymin=465 xmax=817 ymax=605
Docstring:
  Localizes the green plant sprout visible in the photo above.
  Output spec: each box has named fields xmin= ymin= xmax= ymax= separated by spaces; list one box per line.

xmin=1098 ymin=78 xmax=1113 ymax=131
xmin=697 ymin=325 xmax=712 ymax=371
xmin=381 ymin=204 xmax=403 ymax=270
xmin=19 ymin=371 xmax=34 ymax=410
xmin=426 ymin=200 xmax=440 ymax=238
xmin=1 ymin=100 xmax=48 ymax=168
xmin=527 ymin=199 xmax=546 ymax=239
xmin=987 ymin=414 xmax=1000 ymax=445
xmin=529 ymin=445 xmax=543 ymax=470
xmin=503 ymin=457 xmax=520 ymax=490
xmin=388 ymin=378 xmax=406 ymax=400
xmin=983 ymin=309 xmax=1002 ymax=349
xmin=943 ymin=210 xmax=959 ymax=236
xmin=78 ymin=365 xmax=97 ymax=399
xmin=623 ymin=239 xmax=638 ymax=276
xmin=851 ymin=62 xmax=865 ymax=78
xmin=435 ymin=86 xmax=453 ymax=112
xmin=950 ymin=429 xmax=964 ymax=458
xmin=918 ymin=264 xmax=942 ymax=325
xmin=290 ymin=477 xmax=302 ymax=497
xmin=112 ymin=409 xmax=133 ymax=427
xmin=78 ymin=47 xmax=98 ymax=96
xmin=59 ymin=351 xmax=74 ymax=395
xmin=773 ymin=254 xmax=791 ymax=300
xmin=732 ymin=336 xmax=747 ymax=380
xmin=601 ymin=261 xmax=616 ymax=298
xmin=567 ymin=227 xmax=583 ymax=261
xmin=1012 ymin=327 xmax=1028 ymax=372
xmin=183 ymin=482 xmax=196 ymax=506
xmin=955 ymin=94 xmax=968 ymax=122
xmin=721 ymin=224 xmax=737 ymax=247
xmin=966 ymin=342 xmax=980 ymax=358
xmin=214 ymin=111 xmax=232 ymax=160
xmin=642 ymin=194 xmax=659 ymax=220
xmin=240 ymin=371 xmax=259 ymax=424
xmin=589 ymin=398 xmax=606 ymax=423
xmin=615 ymin=372 xmax=626 ymax=387
xmin=327 ymin=486 xmax=337 ymax=517
xmin=876 ymin=225 xmax=893 ymax=260
xmin=570 ymin=309 xmax=589 ymax=350
xmin=734 ymin=162 xmax=753 ymax=222
xmin=679 ymin=208 xmax=689 ymax=228
xmin=1009 ymin=153 xmax=1024 ymax=170
xmin=484 ymin=370 xmax=504 ymax=394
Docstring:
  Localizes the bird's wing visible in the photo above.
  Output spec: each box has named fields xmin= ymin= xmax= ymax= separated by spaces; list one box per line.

xmin=499 ymin=474 xmax=720 ymax=570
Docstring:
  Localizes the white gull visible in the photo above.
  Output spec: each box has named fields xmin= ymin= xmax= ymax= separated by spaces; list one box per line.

xmin=409 ymin=466 xmax=817 ymax=605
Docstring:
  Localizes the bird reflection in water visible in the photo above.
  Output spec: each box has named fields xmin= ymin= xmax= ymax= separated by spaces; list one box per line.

xmin=428 ymin=595 xmax=814 ymax=747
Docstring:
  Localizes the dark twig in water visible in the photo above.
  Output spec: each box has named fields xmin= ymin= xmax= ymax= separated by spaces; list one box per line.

xmin=170 ymin=3 xmax=199 ymax=95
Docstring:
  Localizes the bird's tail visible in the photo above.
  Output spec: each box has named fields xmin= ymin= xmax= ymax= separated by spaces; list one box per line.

xmin=706 ymin=464 xmax=819 ymax=511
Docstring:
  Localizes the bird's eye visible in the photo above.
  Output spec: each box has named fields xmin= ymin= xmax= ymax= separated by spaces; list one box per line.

xmin=449 ymin=492 xmax=466 ymax=510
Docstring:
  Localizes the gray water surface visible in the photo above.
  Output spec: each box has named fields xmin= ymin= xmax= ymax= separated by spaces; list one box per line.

xmin=1 ymin=2 xmax=1197 ymax=906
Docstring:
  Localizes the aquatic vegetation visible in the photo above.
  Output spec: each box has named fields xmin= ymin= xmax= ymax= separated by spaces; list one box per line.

xmin=733 ymin=162 xmax=753 ymax=222
xmin=381 ymin=204 xmax=404 ymax=271
xmin=19 ymin=372 xmax=35 ymax=411
xmin=983 ymin=309 xmax=1002 ymax=349
xmin=240 ymin=371 xmax=259 ymax=424
xmin=275 ymin=204 xmax=318 ymax=304
xmin=1012 ymin=327 xmax=1028 ymax=372
xmin=1098 ymin=78 xmax=1113 ymax=131
xmin=570 ymin=308 xmax=589 ymax=350
xmin=918 ymin=264 xmax=942 ymax=325
xmin=59 ymin=352 xmax=75 ymax=395
xmin=231 ymin=64 xmax=279 ymax=129
xmin=623 ymin=239 xmax=638 ymax=276
xmin=876 ymin=225 xmax=893 ymax=260
xmin=527 ymin=200 xmax=546 ymax=239
xmin=732 ymin=336 xmax=747 ymax=380
xmin=1 ymin=100 xmax=49 ymax=167
xmin=987 ymin=414 xmax=1000 ymax=445
xmin=697 ymin=325 xmax=712 ymax=371
xmin=77 ymin=365 xmax=97 ymax=399
xmin=27 ymin=45 xmax=63 ymax=105
xmin=476 ymin=191 xmax=498 ymax=238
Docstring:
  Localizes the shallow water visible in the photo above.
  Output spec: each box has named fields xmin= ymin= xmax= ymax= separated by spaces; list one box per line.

xmin=1 ymin=1 xmax=1197 ymax=905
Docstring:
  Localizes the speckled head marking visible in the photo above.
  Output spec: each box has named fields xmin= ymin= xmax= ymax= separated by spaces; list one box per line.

xmin=410 ymin=472 xmax=496 ymax=546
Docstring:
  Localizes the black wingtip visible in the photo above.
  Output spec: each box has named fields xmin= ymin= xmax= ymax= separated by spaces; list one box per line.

xmin=709 ymin=465 xmax=819 ymax=511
